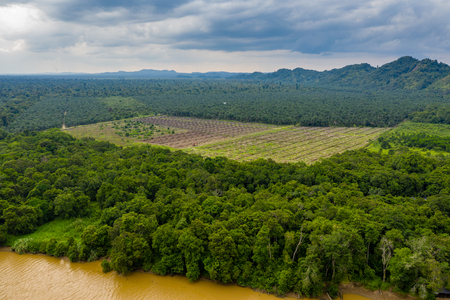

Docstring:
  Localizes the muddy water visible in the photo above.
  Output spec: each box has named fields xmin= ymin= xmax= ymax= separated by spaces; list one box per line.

xmin=0 ymin=251 xmax=373 ymax=300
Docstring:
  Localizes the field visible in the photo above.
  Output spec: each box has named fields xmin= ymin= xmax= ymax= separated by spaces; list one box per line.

xmin=187 ymin=126 xmax=388 ymax=164
xmin=65 ymin=118 xmax=184 ymax=147
xmin=137 ymin=116 xmax=276 ymax=148
xmin=6 ymin=218 xmax=98 ymax=246
xmin=66 ymin=116 xmax=388 ymax=163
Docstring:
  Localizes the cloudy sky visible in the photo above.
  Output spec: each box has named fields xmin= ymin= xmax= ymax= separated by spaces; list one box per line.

xmin=0 ymin=0 xmax=449 ymax=74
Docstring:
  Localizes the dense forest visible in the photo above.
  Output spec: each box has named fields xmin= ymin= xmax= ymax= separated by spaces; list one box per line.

xmin=0 ymin=76 xmax=448 ymax=132
xmin=0 ymin=129 xmax=449 ymax=299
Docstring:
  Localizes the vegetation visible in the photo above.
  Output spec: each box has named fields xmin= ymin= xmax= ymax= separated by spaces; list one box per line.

xmin=0 ymin=72 xmax=449 ymax=132
xmin=66 ymin=119 xmax=180 ymax=147
xmin=235 ymin=56 xmax=450 ymax=91
xmin=369 ymin=121 xmax=450 ymax=156
xmin=2 ymin=56 xmax=450 ymax=298
xmin=66 ymin=116 xmax=386 ymax=164
xmin=0 ymin=129 xmax=449 ymax=299
xmin=136 ymin=89 xmax=445 ymax=127
xmin=188 ymin=126 xmax=388 ymax=164
xmin=410 ymin=105 xmax=450 ymax=124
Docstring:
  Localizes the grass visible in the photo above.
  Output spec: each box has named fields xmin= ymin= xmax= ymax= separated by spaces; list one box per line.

xmin=65 ymin=117 xmax=184 ymax=147
xmin=186 ymin=126 xmax=388 ymax=164
xmin=5 ymin=218 xmax=99 ymax=246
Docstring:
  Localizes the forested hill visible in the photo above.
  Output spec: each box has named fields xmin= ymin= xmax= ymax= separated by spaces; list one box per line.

xmin=233 ymin=56 xmax=450 ymax=91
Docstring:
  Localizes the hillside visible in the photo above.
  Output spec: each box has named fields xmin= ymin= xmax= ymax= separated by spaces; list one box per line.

xmin=233 ymin=56 xmax=450 ymax=90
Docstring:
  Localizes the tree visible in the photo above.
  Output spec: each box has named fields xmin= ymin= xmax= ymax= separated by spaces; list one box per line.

xmin=380 ymin=236 xmax=394 ymax=282
xmin=110 ymin=232 xmax=151 ymax=275
xmin=3 ymin=205 xmax=41 ymax=235
xmin=178 ymin=228 xmax=204 ymax=281
xmin=206 ymin=227 xmax=237 ymax=283
xmin=81 ymin=225 xmax=111 ymax=256
xmin=54 ymin=192 xmax=90 ymax=218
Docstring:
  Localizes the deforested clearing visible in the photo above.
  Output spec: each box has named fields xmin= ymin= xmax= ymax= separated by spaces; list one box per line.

xmin=134 ymin=116 xmax=389 ymax=164
xmin=188 ymin=126 xmax=389 ymax=164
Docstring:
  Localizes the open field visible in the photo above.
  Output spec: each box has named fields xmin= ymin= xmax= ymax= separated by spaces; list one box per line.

xmin=66 ymin=116 xmax=388 ymax=163
xmin=5 ymin=218 xmax=98 ymax=246
xmin=137 ymin=116 xmax=276 ymax=148
xmin=65 ymin=118 xmax=184 ymax=147
xmin=187 ymin=126 xmax=389 ymax=164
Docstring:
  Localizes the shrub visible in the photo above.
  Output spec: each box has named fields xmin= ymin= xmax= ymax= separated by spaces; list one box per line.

xmin=54 ymin=242 xmax=68 ymax=257
xmin=28 ymin=239 xmax=43 ymax=253
xmin=88 ymin=250 xmax=98 ymax=262
xmin=12 ymin=237 xmax=33 ymax=254
xmin=0 ymin=225 xmax=6 ymax=246
xmin=327 ymin=283 xmax=339 ymax=299
xmin=39 ymin=240 xmax=48 ymax=253
xmin=46 ymin=238 xmax=57 ymax=256
xmin=367 ymin=278 xmax=383 ymax=291
xmin=67 ymin=243 xmax=80 ymax=262
xmin=101 ymin=259 xmax=112 ymax=273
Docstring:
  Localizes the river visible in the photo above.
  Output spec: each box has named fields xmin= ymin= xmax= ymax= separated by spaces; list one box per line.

xmin=0 ymin=250 xmax=374 ymax=300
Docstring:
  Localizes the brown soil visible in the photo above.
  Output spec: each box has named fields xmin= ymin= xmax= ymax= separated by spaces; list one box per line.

xmin=338 ymin=282 xmax=415 ymax=300
xmin=136 ymin=116 xmax=276 ymax=149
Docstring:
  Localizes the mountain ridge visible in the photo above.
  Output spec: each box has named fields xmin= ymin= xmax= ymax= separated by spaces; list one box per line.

xmin=232 ymin=56 xmax=450 ymax=91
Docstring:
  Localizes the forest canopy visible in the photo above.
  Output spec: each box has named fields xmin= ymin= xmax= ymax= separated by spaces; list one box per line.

xmin=0 ymin=129 xmax=449 ymax=298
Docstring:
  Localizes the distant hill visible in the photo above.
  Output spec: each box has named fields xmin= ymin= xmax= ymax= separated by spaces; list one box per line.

xmin=36 ymin=69 xmax=245 ymax=79
xmin=232 ymin=56 xmax=450 ymax=90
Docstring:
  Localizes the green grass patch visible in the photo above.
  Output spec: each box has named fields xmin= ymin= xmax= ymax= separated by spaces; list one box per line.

xmin=6 ymin=218 xmax=99 ymax=246
xmin=65 ymin=118 xmax=183 ymax=147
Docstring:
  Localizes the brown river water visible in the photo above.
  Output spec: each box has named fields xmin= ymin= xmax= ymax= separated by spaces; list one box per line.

xmin=0 ymin=250 xmax=374 ymax=300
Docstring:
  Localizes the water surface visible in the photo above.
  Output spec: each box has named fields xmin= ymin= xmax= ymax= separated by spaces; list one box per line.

xmin=0 ymin=251 xmax=374 ymax=300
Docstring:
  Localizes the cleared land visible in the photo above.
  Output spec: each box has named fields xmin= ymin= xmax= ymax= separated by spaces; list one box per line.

xmin=187 ymin=126 xmax=389 ymax=164
xmin=66 ymin=116 xmax=388 ymax=163
xmin=65 ymin=119 xmax=184 ymax=147
xmin=137 ymin=116 xmax=276 ymax=148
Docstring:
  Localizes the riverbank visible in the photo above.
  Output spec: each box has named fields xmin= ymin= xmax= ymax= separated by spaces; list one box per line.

xmin=336 ymin=283 xmax=415 ymax=300
xmin=0 ymin=247 xmax=415 ymax=300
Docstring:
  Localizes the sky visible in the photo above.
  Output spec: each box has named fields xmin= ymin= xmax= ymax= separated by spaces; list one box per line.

xmin=0 ymin=0 xmax=449 ymax=74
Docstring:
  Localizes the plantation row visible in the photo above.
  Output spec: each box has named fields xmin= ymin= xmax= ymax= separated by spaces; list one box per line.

xmin=190 ymin=127 xmax=388 ymax=164
xmin=1 ymin=77 xmax=449 ymax=132
xmin=138 ymin=116 xmax=276 ymax=148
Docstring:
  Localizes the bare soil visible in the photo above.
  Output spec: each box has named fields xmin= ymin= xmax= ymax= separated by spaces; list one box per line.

xmin=137 ymin=116 xmax=275 ymax=148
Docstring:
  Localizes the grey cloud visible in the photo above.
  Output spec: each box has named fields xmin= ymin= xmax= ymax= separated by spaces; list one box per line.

xmin=1 ymin=0 xmax=450 ymax=58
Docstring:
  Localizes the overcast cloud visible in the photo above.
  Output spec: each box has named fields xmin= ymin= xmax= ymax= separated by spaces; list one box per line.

xmin=0 ymin=0 xmax=449 ymax=73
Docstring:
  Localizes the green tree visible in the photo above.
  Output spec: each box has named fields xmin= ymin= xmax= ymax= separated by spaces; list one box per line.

xmin=206 ymin=227 xmax=237 ymax=283
xmin=3 ymin=205 xmax=41 ymax=235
